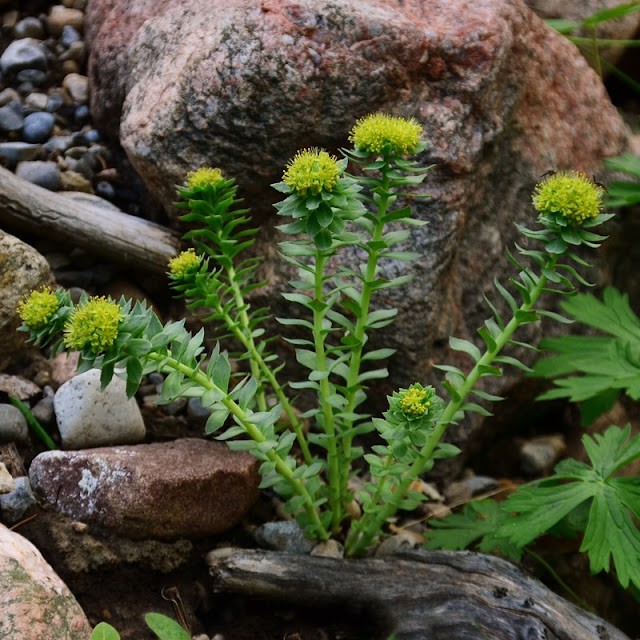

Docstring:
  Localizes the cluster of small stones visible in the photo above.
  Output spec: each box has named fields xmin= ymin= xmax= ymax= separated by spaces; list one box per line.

xmin=0 ymin=1 xmax=121 ymax=202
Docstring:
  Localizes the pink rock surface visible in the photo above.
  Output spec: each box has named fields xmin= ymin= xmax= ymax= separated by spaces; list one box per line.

xmin=29 ymin=438 xmax=260 ymax=539
xmin=0 ymin=523 xmax=92 ymax=639
xmin=85 ymin=0 xmax=630 ymax=464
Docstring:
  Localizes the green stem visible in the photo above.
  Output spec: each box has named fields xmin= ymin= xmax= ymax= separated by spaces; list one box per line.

xmin=220 ymin=305 xmax=313 ymax=465
xmin=346 ymin=256 xmax=558 ymax=556
xmin=226 ymin=264 xmax=267 ymax=412
xmin=524 ymin=548 xmax=594 ymax=612
xmin=312 ymin=250 xmax=342 ymax=532
xmin=9 ymin=396 xmax=57 ymax=450
xmin=339 ymin=163 xmax=392 ymax=514
xmin=146 ymin=351 xmax=328 ymax=540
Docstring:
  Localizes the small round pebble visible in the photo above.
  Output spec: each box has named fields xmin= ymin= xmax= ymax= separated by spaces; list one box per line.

xmin=45 ymin=92 xmax=65 ymax=112
xmin=0 ymin=103 xmax=24 ymax=132
xmin=74 ymin=104 xmax=89 ymax=123
xmin=187 ymin=396 xmax=212 ymax=421
xmin=0 ymin=142 xmax=42 ymax=170
xmin=13 ymin=17 xmax=45 ymax=40
xmin=0 ymin=476 xmax=36 ymax=524
xmin=0 ymin=38 xmax=48 ymax=75
xmin=16 ymin=160 xmax=61 ymax=190
xmin=25 ymin=92 xmax=48 ymax=111
xmin=22 ymin=111 xmax=55 ymax=143
xmin=85 ymin=128 xmax=100 ymax=143
xmin=0 ymin=88 xmax=20 ymax=106
xmin=0 ymin=404 xmax=29 ymax=443
xmin=46 ymin=6 xmax=84 ymax=37
xmin=95 ymin=180 xmax=115 ymax=200
xmin=16 ymin=68 xmax=47 ymax=86
xmin=253 ymin=521 xmax=316 ymax=554
xmin=61 ymin=25 xmax=82 ymax=47
xmin=63 ymin=72 xmax=89 ymax=104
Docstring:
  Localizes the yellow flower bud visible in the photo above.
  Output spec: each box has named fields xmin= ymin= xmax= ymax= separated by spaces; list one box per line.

xmin=168 ymin=248 xmax=200 ymax=278
xmin=349 ymin=113 xmax=422 ymax=156
xmin=17 ymin=286 xmax=60 ymax=330
xmin=185 ymin=167 xmax=224 ymax=189
xmin=282 ymin=148 xmax=340 ymax=196
xmin=64 ymin=296 xmax=123 ymax=353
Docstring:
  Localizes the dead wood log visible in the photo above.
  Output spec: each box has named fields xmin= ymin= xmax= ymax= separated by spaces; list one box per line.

xmin=207 ymin=548 xmax=630 ymax=640
xmin=0 ymin=165 xmax=181 ymax=274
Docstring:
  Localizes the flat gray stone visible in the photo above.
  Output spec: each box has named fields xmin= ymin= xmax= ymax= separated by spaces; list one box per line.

xmin=0 ymin=38 xmax=47 ymax=75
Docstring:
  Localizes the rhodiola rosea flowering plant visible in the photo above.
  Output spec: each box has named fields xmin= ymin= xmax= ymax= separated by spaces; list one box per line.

xmin=18 ymin=114 xmax=615 ymax=558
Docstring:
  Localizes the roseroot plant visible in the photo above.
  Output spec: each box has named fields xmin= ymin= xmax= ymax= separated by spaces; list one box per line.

xmin=17 ymin=111 xmax=611 ymax=557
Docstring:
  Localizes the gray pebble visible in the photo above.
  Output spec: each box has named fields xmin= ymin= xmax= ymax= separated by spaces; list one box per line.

xmin=95 ymin=180 xmax=115 ymax=200
xmin=45 ymin=92 xmax=65 ymax=112
xmin=16 ymin=160 xmax=61 ymax=190
xmin=16 ymin=68 xmax=47 ymax=86
xmin=61 ymin=25 xmax=82 ymax=47
xmin=161 ymin=396 xmax=188 ymax=416
xmin=0 ymin=142 xmax=42 ymax=170
xmin=187 ymin=396 xmax=212 ymax=421
xmin=32 ymin=395 xmax=55 ymax=426
xmin=0 ymin=38 xmax=48 ymax=75
xmin=520 ymin=435 xmax=566 ymax=476
xmin=22 ymin=111 xmax=55 ymax=143
xmin=0 ymin=476 xmax=36 ymax=524
xmin=13 ymin=17 xmax=45 ymax=40
xmin=147 ymin=372 xmax=164 ymax=386
xmin=0 ymin=404 xmax=29 ymax=443
xmin=74 ymin=104 xmax=89 ymax=122
xmin=60 ymin=41 xmax=86 ymax=64
xmin=85 ymin=128 xmax=100 ymax=143
xmin=0 ymin=103 xmax=24 ymax=132
xmin=65 ymin=145 xmax=87 ymax=159
xmin=253 ymin=521 xmax=316 ymax=554
xmin=44 ymin=134 xmax=73 ymax=154
xmin=0 ymin=87 xmax=20 ymax=107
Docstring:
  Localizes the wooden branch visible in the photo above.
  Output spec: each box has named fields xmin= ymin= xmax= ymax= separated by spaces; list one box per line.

xmin=0 ymin=165 xmax=181 ymax=274
xmin=207 ymin=548 xmax=630 ymax=640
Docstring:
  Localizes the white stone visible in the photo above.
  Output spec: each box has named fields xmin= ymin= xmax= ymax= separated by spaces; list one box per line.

xmin=54 ymin=368 xmax=145 ymax=449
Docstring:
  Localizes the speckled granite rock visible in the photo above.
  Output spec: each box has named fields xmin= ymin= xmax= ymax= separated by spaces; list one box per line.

xmin=0 ymin=523 xmax=92 ymax=639
xmin=29 ymin=438 xmax=260 ymax=539
xmin=0 ymin=230 xmax=52 ymax=370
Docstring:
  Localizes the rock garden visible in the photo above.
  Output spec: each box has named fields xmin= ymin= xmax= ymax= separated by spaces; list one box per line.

xmin=1 ymin=1 xmax=640 ymax=639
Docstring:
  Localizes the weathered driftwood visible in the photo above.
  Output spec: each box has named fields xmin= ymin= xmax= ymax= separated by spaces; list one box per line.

xmin=207 ymin=548 xmax=630 ymax=640
xmin=0 ymin=165 xmax=181 ymax=274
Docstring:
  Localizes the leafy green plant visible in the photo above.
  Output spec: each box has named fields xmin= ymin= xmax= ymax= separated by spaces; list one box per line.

xmin=547 ymin=1 xmax=640 ymax=89
xmin=603 ymin=152 xmax=640 ymax=208
xmin=423 ymin=424 xmax=640 ymax=592
xmin=91 ymin=613 xmax=191 ymax=640
xmin=532 ymin=286 xmax=640 ymax=425
xmin=17 ymin=112 xmax=611 ymax=557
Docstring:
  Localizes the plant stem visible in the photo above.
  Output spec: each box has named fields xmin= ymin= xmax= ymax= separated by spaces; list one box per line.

xmin=146 ymin=351 xmax=329 ymax=540
xmin=346 ymin=256 xmax=558 ymax=556
xmin=226 ymin=264 xmax=267 ymax=412
xmin=312 ymin=250 xmax=342 ymax=532
xmin=339 ymin=162 xmax=392 ymax=513
xmin=9 ymin=395 xmax=57 ymax=450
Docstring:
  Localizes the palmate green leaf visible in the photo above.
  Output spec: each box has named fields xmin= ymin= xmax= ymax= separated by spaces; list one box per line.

xmin=499 ymin=425 xmax=640 ymax=589
xmin=424 ymin=499 xmax=521 ymax=560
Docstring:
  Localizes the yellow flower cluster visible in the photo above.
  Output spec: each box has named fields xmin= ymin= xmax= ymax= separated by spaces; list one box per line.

xmin=186 ymin=167 xmax=224 ymax=189
xmin=17 ymin=286 xmax=60 ymax=330
xmin=168 ymin=248 xmax=200 ymax=278
xmin=533 ymin=171 xmax=604 ymax=226
xmin=349 ymin=113 xmax=422 ymax=156
xmin=64 ymin=296 xmax=123 ymax=354
xmin=282 ymin=148 xmax=340 ymax=196
xmin=400 ymin=386 xmax=431 ymax=418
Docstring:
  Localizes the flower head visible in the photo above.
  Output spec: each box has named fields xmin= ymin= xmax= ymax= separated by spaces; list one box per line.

xmin=533 ymin=171 xmax=604 ymax=227
xmin=64 ymin=296 xmax=123 ymax=354
xmin=185 ymin=167 xmax=224 ymax=190
xmin=349 ymin=113 xmax=422 ymax=156
xmin=388 ymin=383 xmax=441 ymax=429
xmin=282 ymin=148 xmax=340 ymax=196
xmin=17 ymin=286 xmax=61 ymax=330
xmin=168 ymin=248 xmax=200 ymax=278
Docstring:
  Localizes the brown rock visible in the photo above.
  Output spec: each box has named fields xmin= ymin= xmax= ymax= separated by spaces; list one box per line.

xmin=29 ymin=438 xmax=260 ymax=539
xmin=0 ymin=231 xmax=52 ymax=371
xmin=50 ymin=350 xmax=80 ymax=387
xmin=46 ymin=5 xmax=84 ymax=37
xmin=0 ymin=523 xmax=92 ymax=639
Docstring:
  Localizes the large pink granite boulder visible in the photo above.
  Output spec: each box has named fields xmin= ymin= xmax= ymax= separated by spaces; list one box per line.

xmin=29 ymin=438 xmax=260 ymax=540
xmin=85 ymin=0 xmax=630 ymax=459
xmin=0 ymin=523 xmax=92 ymax=639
